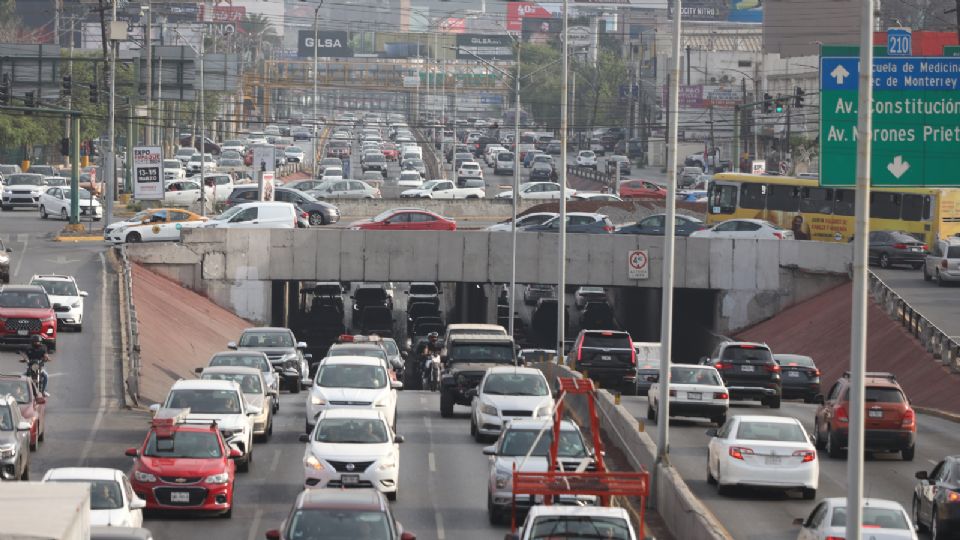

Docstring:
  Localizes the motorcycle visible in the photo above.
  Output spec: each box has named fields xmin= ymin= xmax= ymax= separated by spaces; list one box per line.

xmin=21 ymin=355 xmax=45 ymax=393
xmin=421 ymin=354 xmax=441 ymax=392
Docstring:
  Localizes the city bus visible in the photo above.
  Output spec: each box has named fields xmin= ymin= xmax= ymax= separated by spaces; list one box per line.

xmin=706 ymin=173 xmax=960 ymax=245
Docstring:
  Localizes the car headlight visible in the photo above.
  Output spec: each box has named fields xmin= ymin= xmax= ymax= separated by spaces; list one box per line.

xmin=495 ymin=471 xmax=511 ymax=489
xmin=0 ymin=443 xmax=16 ymax=458
xmin=221 ymin=428 xmax=242 ymax=440
xmin=378 ymin=455 xmax=397 ymax=471
xmin=535 ymin=405 xmax=553 ymax=418
xmin=205 ymin=472 xmax=229 ymax=484
xmin=71 ymin=300 xmax=81 ymax=308
xmin=374 ymin=396 xmax=390 ymax=408
xmin=480 ymin=403 xmax=498 ymax=416
xmin=134 ymin=470 xmax=156 ymax=483
xmin=310 ymin=394 xmax=326 ymax=406
xmin=305 ymin=454 xmax=325 ymax=471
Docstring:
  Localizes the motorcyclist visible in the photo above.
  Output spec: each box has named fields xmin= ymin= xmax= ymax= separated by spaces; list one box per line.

xmin=20 ymin=335 xmax=51 ymax=394
xmin=416 ymin=332 xmax=443 ymax=375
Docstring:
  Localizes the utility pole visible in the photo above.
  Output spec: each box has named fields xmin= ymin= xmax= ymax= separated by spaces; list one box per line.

xmin=785 ymin=103 xmax=792 ymax=174
xmin=557 ymin=0 xmax=569 ymax=361
xmin=663 ymin=73 xmax=670 ymax=168
xmin=571 ymin=72 xmax=576 ymax=149
xmin=313 ymin=4 xmax=321 ymax=178
xmin=685 ymin=45 xmax=691 ymax=85
xmin=708 ymin=106 xmax=715 ymax=171
xmin=145 ymin=1 xmax=153 ymax=145
xmin=105 ymin=0 xmax=118 ymax=228
xmin=509 ymin=40 xmax=521 ymax=338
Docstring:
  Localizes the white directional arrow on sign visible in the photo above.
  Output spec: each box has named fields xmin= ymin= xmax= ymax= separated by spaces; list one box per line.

xmin=830 ymin=64 xmax=851 ymax=85
xmin=887 ymin=156 xmax=911 ymax=179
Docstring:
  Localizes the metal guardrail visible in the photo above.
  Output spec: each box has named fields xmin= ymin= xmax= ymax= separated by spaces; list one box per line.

xmin=868 ymin=271 xmax=960 ymax=372
xmin=567 ymin=164 xmax=615 ymax=188
xmin=117 ymin=246 xmax=141 ymax=407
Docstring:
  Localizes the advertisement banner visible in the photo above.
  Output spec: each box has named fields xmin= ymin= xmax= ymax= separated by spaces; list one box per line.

xmin=132 ymin=146 xmax=164 ymax=201
xmin=455 ymin=34 xmax=515 ymax=61
xmin=439 ymin=18 xmax=466 ymax=34
xmin=507 ymin=2 xmax=553 ymax=32
xmin=297 ymin=30 xmax=353 ymax=58
xmin=660 ymin=85 xmax=740 ymax=109
xmin=669 ymin=0 xmax=762 ymax=23
xmin=522 ymin=17 xmax=562 ymax=43
xmin=258 ymin=171 xmax=275 ymax=202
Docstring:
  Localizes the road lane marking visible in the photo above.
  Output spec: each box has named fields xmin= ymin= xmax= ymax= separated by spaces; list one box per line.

xmin=80 ymin=252 xmax=108 ymax=465
xmin=247 ymin=508 xmax=264 ymax=540
xmin=11 ymin=234 xmax=27 ymax=280
xmin=270 ymin=448 xmax=282 ymax=473
xmin=929 ymin=459 xmax=939 ymax=465
xmin=424 ymin=417 xmax=432 ymax=429
xmin=428 ymin=451 xmax=436 ymax=472
xmin=435 ymin=511 xmax=446 ymax=540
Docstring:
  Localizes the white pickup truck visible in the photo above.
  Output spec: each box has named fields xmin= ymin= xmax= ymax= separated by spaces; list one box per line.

xmin=400 ymin=179 xmax=485 ymax=199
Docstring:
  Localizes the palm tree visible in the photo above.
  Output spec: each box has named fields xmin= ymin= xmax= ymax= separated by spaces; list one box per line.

xmin=239 ymin=13 xmax=280 ymax=61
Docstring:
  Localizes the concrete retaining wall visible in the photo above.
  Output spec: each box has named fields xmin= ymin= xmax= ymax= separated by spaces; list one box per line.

xmin=538 ymin=362 xmax=732 ymax=540
xmin=331 ymin=198 xmax=544 ymax=219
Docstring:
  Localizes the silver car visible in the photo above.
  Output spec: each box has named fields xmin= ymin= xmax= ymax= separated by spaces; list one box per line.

xmin=923 ymin=237 xmax=960 ymax=284
xmin=0 ymin=395 xmax=31 ymax=481
xmin=202 ymin=350 xmax=280 ymax=412
xmin=310 ymin=179 xmax=381 ymax=199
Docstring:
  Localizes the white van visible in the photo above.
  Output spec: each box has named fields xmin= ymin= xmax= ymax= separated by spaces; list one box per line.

xmin=203 ymin=201 xmax=297 ymax=229
xmin=400 ymin=145 xmax=423 ymax=165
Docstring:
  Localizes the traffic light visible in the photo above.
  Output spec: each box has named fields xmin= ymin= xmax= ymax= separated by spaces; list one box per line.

xmin=0 ymin=74 xmax=9 ymax=105
xmin=762 ymin=92 xmax=773 ymax=113
xmin=60 ymin=137 xmax=70 ymax=156
xmin=89 ymin=83 xmax=99 ymax=104
xmin=775 ymin=96 xmax=784 ymax=113
xmin=794 ymin=86 xmax=805 ymax=108
xmin=62 ymin=75 xmax=72 ymax=97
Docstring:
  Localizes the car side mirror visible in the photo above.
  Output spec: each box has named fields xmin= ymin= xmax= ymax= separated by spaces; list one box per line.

xmin=482 ymin=445 xmax=497 ymax=456
xmin=246 ymin=405 xmax=262 ymax=416
xmin=399 ymin=533 xmax=416 ymax=540
xmin=79 ymin=291 xmax=88 ymax=297
xmin=813 ymin=394 xmax=825 ymax=405
xmin=227 ymin=341 xmax=238 ymax=350
xmin=148 ymin=403 xmax=160 ymax=414
xmin=229 ymin=448 xmax=243 ymax=459
xmin=130 ymin=498 xmax=147 ymax=510
xmin=125 ymin=447 xmax=139 ymax=457
xmin=792 ymin=518 xmax=805 ymax=527
xmin=698 ymin=356 xmax=709 ymax=365
xmin=395 ymin=435 xmax=405 ymax=444
xmin=705 ymin=428 xmax=718 ymax=437
xmin=297 ymin=341 xmax=308 ymax=349
xmin=265 ymin=530 xmax=281 ymax=540
xmin=194 ymin=367 xmax=204 ymax=375
xmin=299 ymin=434 xmax=311 ymax=443
xmin=465 ymin=388 xmax=478 ymax=399
xmin=915 ymin=470 xmax=929 ymax=480
xmin=16 ymin=420 xmax=30 ymax=431
xmin=5 ymin=248 xmax=11 ymax=253
xmin=391 ymin=381 xmax=404 ymax=390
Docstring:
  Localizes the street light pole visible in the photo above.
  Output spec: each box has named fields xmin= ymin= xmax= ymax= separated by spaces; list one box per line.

xmin=557 ymin=0 xmax=568 ymax=360
xmin=199 ymin=29 xmax=207 ymax=216
xmin=313 ymin=4 xmax=321 ymax=178
xmin=509 ymin=40 xmax=521 ymax=338
xmin=145 ymin=2 xmax=153 ymax=146
xmin=105 ymin=1 xmax=118 ymax=227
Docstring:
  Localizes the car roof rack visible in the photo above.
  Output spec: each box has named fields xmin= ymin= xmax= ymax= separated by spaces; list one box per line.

xmin=842 ymin=371 xmax=897 ymax=382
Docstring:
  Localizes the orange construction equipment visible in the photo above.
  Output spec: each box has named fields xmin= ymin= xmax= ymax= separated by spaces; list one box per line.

xmin=510 ymin=376 xmax=650 ymax=537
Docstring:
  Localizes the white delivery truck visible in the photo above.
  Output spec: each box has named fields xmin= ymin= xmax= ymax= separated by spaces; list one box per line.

xmin=0 ymin=482 xmax=92 ymax=540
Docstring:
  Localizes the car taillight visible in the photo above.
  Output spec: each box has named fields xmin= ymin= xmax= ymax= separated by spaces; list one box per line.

xmin=942 ymin=260 xmax=949 ymax=269
xmin=901 ymin=409 xmax=916 ymax=429
xmin=713 ymin=392 xmax=728 ymax=400
xmin=668 ymin=389 xmax=676 ymax=397
xmin=603 ymin=225 xmax=614 ymax=232
xmin=825 ymin=536 xmax=844 ymax=540
xmin=729 ymin=447 xmax=753 ymax=460
xmin=812 ymin=368 xmax=821 ymax=377
xmin=836 ymin=405 xmax=849 ymax=423
xmin=793 ymin=450 xmax=816 ymax=463
xmin=948 ymin=491 xmax=960 ymax=502
xmin=714 ymin=362 xmax=726 ymax=370
xmin=630 ymin=344 xmax=636 ymax=365
xmin=764 ymin=364 xmax=781 ymax=373
xmin=773 ymin=232 xmax=784 ymax=239
xmin=921 ymin=244 xmax=929 ymax=251
xmin=893 ymin=243 xmax=908 ymax=249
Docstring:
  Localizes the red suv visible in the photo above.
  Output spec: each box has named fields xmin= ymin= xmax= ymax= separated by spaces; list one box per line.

xmin=126 ymin=408 xmax=240 ymax=516
xmin=813 ymin=371 xmax=916 ymax=461
xmin=0 ymin=285 xmax=57 ymax=350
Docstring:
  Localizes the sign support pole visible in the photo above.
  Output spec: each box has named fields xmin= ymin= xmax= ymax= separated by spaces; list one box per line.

xmin=70 ymin=115 xmax=80 ymax=225
xmin=847 ymin=1 xmax=874 ymax=539
xmin=557 ymin=0 xmax=568 ymax=363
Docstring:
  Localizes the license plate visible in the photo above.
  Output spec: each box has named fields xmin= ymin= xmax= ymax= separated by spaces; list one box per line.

xmin=600 ymin=355 xmax=612 ymax=361
xmin=170 ymin=491 xmax=190 ymax=503
xmin=741 ymin=365 xmax=755 ymax=372
xmin=869 ymin=410 xmax=883 ymax=418
xmin=787 ymin=371 xmax=800 ymax=377
xmin=686 ymin=392 xmax=702 ymax=400
xmin=764 ymin=456 xmax=782 ymax=465
xmin=17 ymin=329 xmax=28 ymax=336
xmin=341 ymin=474 xmax=360 ymax=486
xmin=911 ymin=247 xmax=921 ymax=252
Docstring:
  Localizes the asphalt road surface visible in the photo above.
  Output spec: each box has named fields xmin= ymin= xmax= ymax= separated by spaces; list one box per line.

xmin=874 ymin=266 xmax=960 ymax=337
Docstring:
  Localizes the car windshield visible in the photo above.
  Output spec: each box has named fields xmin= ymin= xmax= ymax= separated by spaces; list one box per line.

xmin=483 ymin=373 xmax=548 ymax=396
xmin=448 ymin=343 xmax=514 ymax=363
xmin=354 ymin=288 xmax=388 ymax=303
xmin=581 ymin=335 xmax=631 ymax=349
xmin=287 ymin=509 xmax=391 ymax=540
xmin=0 ymin=380 xmax=31 ymax=404
xmin=830 ymin=506 xmax=910 ymax=529
xmin=0 ymin=290 xmax=51 ymax=309
xmin=382 ymin=340 xmax=400 ymax=356
xmin=176 ymin=148 xmax=195 ymax=156
xmin=720 ymin=346 xmax=773 ymax=363
xmin=0 ymin=405 xmax=13 ymax=430
xmin=202 ymin=372 xmax=262 ymax=394
xmin=670 ymin=367 xmax=721 ymax=386
xmin=32 ymin=279 xmax=78 ymax=297
xmin=530 ymin=516 xmax=631 ymax=540
xmin=313 ymin=418 xmax=389 ymax=444
xmin=239 ymin=331 xmax=294 ymax=348
xmin=49 ymin=479 xmax=124 ymax=510
xmin=211 ymin=354 xmax=269 ymax=372
xmin=775 ymin=355 xmax=815 ymax=368
xmin=409 ymin=284 xmax=437 ymax=295
xmin=865 ymin=387 xmax=905 ymax=403
xmin=316 ymin=364 xmax=387 ymax=389
xmin=143 ymin=430 xmax=223 ymax=459
xmin=216 ymin=205 xmax=244 ymax=221
xmin=499 ymin=429 xmax=587 ymax=458
xmin=165 ymin=389 xmax=242 ymax=414
xmin=735 ymin=421 xmax=807 ymax=443
xmin=7 ymin=174 xmax=43 ymax=186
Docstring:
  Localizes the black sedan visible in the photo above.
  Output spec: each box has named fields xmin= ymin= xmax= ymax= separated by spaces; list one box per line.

xmin=773 ymin=353 xmax=820 ymax=403
xmin=914 ymin=455 xmax=960 ymax=537
xmin=523 ymin=213 xmax=614 ymax=234
xmin=868 ymin=230 xmax=927 ymax=269
xmin=616 ymin=214 xmax=705 ymax=236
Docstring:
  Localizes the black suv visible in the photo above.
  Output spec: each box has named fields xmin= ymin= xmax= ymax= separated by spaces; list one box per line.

xmin=439 ymin=334 xmax=516 ymax=417
xmin=700 ymin=341 xmax=782 ymax=408
xmin=351 ymin=285 xmax=393 ymax=328
xmin=225 ymin=186 xmax=340 ymax=226
xmin=569 ymin=330 xmax=636 ymax=393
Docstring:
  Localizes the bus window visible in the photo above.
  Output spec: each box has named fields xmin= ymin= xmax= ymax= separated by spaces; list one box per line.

xmin=924 ymin=196 xmax=932 ymax=220
xmin=834 ymin=189 xmax=855 ymax=216
xmin=800 ymin=187 xmax=834 ymax=214
xmin=901 ymin=194 xmax=925 ymax=221
xmin=709 ymin=183 xmax=737 ymax=214
xmin=767 ymin=185 xmax=801 ymax=212
xmin=871 ymin=192 xmax=901 ymax=219
xmin=740 ymin=184 xmax=766 ymax=209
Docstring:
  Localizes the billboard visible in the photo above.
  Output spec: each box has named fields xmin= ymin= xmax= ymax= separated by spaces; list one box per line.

xmin=522 ymin=17 xmax=562 ymax=43
xmin=297 ymin=30 xmax=353 ymax=58
xmin=507 ymin=2 xmax=553 ymax=32
xmin=455 ymin=34 xmax=514 ymax=61
xmin=669 ymin=0 xmax=762 ymax=23
xmin=439 ymin=18 xmax=466 ymax=34
xmin=660 ymin=85 xmax=742 ymax=109
xmin=132 ymin=147 xmax=164 ymax=201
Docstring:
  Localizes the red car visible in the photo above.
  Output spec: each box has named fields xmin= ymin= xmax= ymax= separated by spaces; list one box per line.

xmin=266 ymin=489 xmax=415 ymax=540
xmin=0 ymin=374 xmax=46 ymax=450
xmin=619 ymin=180 xmax=667 ymax=199
xmin=0 ymin=285 xmax=57 ymax=350
xmin=126 ymin=408 xmax=240 ymax=516
xmin=350 ymin=208 xmax=456 ymax=231
xmin=381 ymin=143 xmax=399 ymax=161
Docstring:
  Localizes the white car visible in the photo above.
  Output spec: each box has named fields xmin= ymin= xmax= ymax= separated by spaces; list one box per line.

xmin=203 ymin=173 xmax=235 ymax=203
xmin=42 ymin=468 xmax=145 ymax=528
xmin=1 ymin=173 xmax=45 ymax=210
xmin=199 ymin=366 xmax=274 ymax=440
xmin=485 ymin=146 xmax=507 ymax=167
xmin=299 ymin=408 xmax=402 ymax=500
xmin=162 ymin=159 xmax=185 ymax=182
xmin=493 ymin=152 xmax=515 ymax=175
xmin=457 ymin=161 xmax=484 ymax=180
xmin=470 ymin=366 xmax=554 ymax=441
xmin=285 ymin=146 xmax=306 ymax=163
xmin=204 ymin=350 xmax=280 ymax=411
xmin=38 ymin=187 xmax=101 ymax=221
xmin=397 ymin=170 xmax=424 ymax=188
xmin=186 ymin=153 xmax=217 ymax=175
xmin=576 ymin=150 xmax=598 ymax=168
xmin=306 ymin=355 xmax=402 ymax=434
xmin=399 ymin=179 xmax=484 ymax=199
xmin=150 ymin=379 xmax=260 ymax=472
xmin=104 ymin=208 xmax=207 ymax=244
xmin=496 ymin=182 xmax=569 ymax=200
xmin=221 ymin=140 xmax=245 ymax=154
xmin=485 ymin=212 xmax=558 ymax=232
xmin=690 ymin=218 xmax=795 ymax=240
xmin=647 ymin=365 xmax=729 ymax=426
xmin=706 ymin=415 xmax=818 ymax=499
xmin=794 ymin=497 xmax=918 ymax=540
xmin=322 ymin=166 xmax=344 ymax=181
xmin=516 ymin=507 xmax=638 ymax=540
xmin=174 ymin=147 xmax=198 ymax=165
xmin=163 ymin=180 xmax=214 ymax=207
xmin=29 ymin=274 xmax=87 ymax=331
xmin=573 ymin=286 xmax=606 ymax=309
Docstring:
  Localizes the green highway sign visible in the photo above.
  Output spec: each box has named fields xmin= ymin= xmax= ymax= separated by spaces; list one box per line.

xmin=945 ymin=46 xmax=960 ymax=57
xmin=819 ymin=51 xmax=960 ymax=187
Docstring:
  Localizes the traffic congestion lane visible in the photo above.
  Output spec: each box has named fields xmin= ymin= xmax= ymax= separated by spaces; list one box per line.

xmin=620 ymin=395 xmax=954 ymax=540
xmin=874 ymin=267 xmax=960 ymax=337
